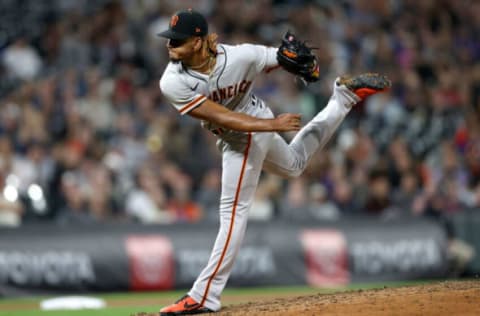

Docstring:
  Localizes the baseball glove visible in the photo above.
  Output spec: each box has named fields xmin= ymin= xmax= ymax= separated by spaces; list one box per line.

xmin=277 ymin=31 xmax=320 ymax=83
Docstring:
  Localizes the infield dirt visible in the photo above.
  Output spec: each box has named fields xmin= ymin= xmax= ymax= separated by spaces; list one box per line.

xmin=136 ymin=280 xmax=480 ymax=316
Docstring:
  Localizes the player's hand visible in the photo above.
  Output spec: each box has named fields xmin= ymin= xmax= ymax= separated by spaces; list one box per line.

xmin=273 ymin=113 xmax=301 ymax=131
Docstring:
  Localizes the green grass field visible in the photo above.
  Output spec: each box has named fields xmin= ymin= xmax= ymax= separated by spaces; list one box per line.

xmin=0 ymin=281 xmax=434 ymax=316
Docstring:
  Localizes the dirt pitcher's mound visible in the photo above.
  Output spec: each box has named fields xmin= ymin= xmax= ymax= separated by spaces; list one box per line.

xmin=219 ymin=280 xmax=480 ymax=316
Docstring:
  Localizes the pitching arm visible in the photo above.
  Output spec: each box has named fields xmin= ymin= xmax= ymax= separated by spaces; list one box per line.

xmin=189 ymin=99 xmax=300 ymax=133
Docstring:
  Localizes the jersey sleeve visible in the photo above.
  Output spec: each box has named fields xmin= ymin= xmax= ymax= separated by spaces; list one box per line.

xmin=159 ymin=76 xmax=207 ymax=115
xmin=239 ymin=44 xmax=278 ymax=74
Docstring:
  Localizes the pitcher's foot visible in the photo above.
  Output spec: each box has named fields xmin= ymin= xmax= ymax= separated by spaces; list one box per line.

xmin=337 ymin=73 xmax=391 ymax=100
xmin=160 ymin=295 xmax=213 ymax=315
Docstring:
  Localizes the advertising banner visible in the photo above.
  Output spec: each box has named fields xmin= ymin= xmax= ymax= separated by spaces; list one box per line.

xmin=0 ymin=217 xmax=448 ymax=297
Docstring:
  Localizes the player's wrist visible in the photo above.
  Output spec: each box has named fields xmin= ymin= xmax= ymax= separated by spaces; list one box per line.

xmin=265 ymin=118 xmax=279 ymax=131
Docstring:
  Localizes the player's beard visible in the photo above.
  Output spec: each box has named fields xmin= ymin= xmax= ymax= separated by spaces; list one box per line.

xmin=170 ymin=57 xmax=181 ymax=63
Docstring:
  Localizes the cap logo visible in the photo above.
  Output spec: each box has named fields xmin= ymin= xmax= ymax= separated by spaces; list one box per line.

xmin=170 ymin=15 xmax=179 ymax=27
xmin=195 ymin=27 xmax=201 ymax=33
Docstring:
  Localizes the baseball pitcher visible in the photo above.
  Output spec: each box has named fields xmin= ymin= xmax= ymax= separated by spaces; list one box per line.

xmin=156 ymin=9 xmax=390 ymax=315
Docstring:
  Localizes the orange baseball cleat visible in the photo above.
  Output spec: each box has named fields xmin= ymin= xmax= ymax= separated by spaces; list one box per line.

xmin=160 ymin=295 xmax=213 ymax=315
xmin=337 ymin=73 xmax=391 ymax=100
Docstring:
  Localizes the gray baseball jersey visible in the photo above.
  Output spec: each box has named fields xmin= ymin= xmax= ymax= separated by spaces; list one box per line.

xmin=160 ymin=43 xmax=359 ymax=311
xmin=160 ymin=44 xmax=277 ymax=141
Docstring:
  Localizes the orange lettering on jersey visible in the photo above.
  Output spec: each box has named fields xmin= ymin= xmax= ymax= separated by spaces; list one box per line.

xmin=170 ymin=15 xmax=179 ymax=27
xmin=209 ymin=80 xmax=252 ymax=103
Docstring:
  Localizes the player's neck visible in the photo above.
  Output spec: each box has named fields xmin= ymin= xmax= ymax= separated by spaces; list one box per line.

xmin=184 ymin=55 xmax=215 ymax=74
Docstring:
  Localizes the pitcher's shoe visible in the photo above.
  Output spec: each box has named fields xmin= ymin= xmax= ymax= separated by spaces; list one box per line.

xmin=337 ymin=73 xmax=391 ymax=100
xmin=160 ymin=295 xmax=213 ymax=315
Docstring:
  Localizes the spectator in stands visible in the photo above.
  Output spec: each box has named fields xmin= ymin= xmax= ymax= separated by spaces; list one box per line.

xmin=125 ymin=164 xmax=172 ymax=224
xmin=0 ymin=164 xmax=24 ymax=226
xmin=76 ymin=68 xmax=116 ymax=137
xmin=392 ymin=169 xmax=422 ymax=213
xmin=56 ymin=171 xmax=93 ymax=225
xmin=2 ymin=37 xmax=42 ymax=81
xmin=280 ymin=178 xmax=309 ymax=220
xmin=48 ymin=138 xmax=85 ymax=218
xmin=331 ymin=178 xmax=358 ymax=214
xmin=86 ymin=163 xmax=117 ymax=221
xmin=249 ymin=174 xmax=282 ymax=221
xmin=165 ymin=173 xmax=202 ymax=223
xmin=195 ymin=168 xmax=222 ymax=222
xmin=307 ymin=182 xmax=340 ymax=221
xmin=364 ymin=168 xmax=393 ymax=216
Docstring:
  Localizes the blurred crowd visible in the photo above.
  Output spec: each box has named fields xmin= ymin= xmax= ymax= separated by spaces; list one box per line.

xmin=0 ymin=0 xmax=479 ymax=227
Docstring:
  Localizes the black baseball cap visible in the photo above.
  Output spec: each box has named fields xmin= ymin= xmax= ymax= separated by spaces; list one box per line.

xmin=158 ymin=9 xmax=208 ymax=40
